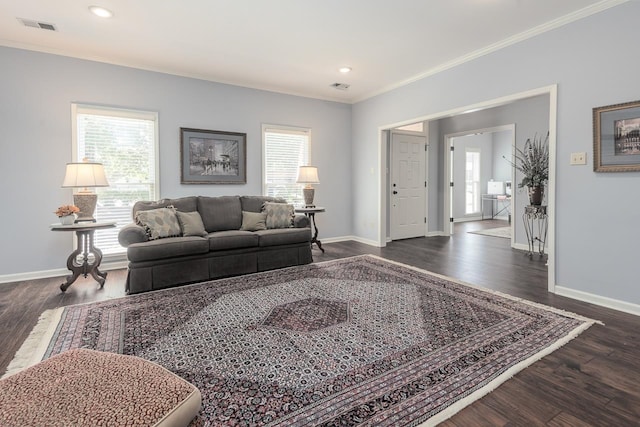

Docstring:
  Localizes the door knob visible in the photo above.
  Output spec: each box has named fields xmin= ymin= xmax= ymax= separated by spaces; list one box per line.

xmin=393 ymin=191 xmax=398 ymax=195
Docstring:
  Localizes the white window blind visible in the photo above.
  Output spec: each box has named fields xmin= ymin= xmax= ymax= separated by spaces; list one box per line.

xmin=74 ymin=105 xmax=159 ymax=257
xmin=263 ymin=126 xmax=310 ymax=205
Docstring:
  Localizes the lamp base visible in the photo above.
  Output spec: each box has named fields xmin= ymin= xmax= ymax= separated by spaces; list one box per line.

xmin=73 ymin=193 xmax=97 ymax=222
xmin=303 ymin=187 xmax=315 ymax=207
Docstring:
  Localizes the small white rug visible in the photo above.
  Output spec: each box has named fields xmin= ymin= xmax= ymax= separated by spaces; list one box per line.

xmin=468 ymin=226 xmax=511 ymax=239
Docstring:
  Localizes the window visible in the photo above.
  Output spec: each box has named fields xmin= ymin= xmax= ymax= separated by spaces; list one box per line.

xmin=395 ymin=122 xmax=424 ymax=133
xmin=72 ymin=104 xmax=159 ymax=257
xmin=465 ymin=149 xmax=481 ymax=215
xmin=262 ymin=125 xmax=310 ymax=205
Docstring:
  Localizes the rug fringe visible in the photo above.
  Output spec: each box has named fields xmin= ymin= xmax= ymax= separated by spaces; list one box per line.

xmin=416 ymin=319 xmax=596 ymax=426
xmin=2 ymin=307 xmax=64 ymax=378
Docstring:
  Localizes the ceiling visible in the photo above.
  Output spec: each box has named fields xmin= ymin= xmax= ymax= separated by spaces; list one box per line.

xmin=0 ymin=0 xmax=624 ymax=103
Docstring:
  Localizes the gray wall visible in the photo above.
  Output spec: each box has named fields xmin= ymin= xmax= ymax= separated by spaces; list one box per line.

xmin=352 ymin=2 xmax=640 ymax=305
xmin=492 ymin=131 xmax=511 ymax=183
xmin=0 ymin=47 xmax=352 ymax=276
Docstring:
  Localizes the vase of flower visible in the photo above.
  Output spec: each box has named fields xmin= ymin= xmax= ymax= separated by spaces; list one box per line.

xmin=55 ymin=204 xmax=80 ymax=225
xmin=528 ymin=185 xmax=544 ymax=206
xmin=59 ymin=213 xmax=77 ymax=225
xmin=504 ymin=132 xmax=549 ymax=206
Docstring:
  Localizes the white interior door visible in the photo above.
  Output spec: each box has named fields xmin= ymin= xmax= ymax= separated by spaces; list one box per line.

xmin=390 ymin=133 xmax=426 ymax=240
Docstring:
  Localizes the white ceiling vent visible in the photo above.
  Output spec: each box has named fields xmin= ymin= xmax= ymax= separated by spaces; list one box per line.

xmin=18 ymin=18 xmax=57 ymax=31
xmin=331 ymin=83 xmax=350 ymax=91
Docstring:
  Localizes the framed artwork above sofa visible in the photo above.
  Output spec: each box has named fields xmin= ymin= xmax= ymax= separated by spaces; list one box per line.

xmin=180 ymin=127 xmax=247 ymax=184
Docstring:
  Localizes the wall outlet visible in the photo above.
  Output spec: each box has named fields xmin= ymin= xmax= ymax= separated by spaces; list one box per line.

xmin=570 ymin=152 xmax=587 ymax=165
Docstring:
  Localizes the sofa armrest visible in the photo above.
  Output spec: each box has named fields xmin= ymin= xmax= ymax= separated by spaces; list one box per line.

xmin=118 ymin=223 xmax=149 ymax=247
xmin=293 ymin=214 xmax=310 ymax=228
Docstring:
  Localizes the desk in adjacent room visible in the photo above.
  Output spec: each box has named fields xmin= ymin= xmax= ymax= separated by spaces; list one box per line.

xmin=481 ymin=194 xmax=511 ymax=221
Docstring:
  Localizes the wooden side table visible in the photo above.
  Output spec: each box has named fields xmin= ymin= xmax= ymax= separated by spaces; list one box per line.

xmin=295 ymin=207 xmax=325 ymax=253
xmin=50 ymin=221 xmax=116 ymax=291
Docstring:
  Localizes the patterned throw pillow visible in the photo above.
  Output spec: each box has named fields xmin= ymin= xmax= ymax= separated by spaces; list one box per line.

xmin=240 ymin=211 xmax=267 ymax=231
xmin=135 ymin=207 xmax=182 ymax=240
xmin=262 ymin=202 xmax=294 ymax=229
xmin=175 ymin=210 xmax=207 ymax=237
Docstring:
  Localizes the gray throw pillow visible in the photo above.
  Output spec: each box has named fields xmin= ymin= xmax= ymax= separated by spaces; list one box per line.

xmin=135 ymin=207 xmax=182 ymax=240
xmin=262 ymin=202 xmax=294 ymax=229
xmin=175 ymin=210 xmax=207 ymax=237
xmin=240 ymin=211 xmax=267 ymax=231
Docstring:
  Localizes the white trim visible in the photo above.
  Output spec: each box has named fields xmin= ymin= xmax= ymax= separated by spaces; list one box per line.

xmin=1 ymin=0 xmax=625 ymax=105
xmin=426 ymin=231 xmax=449 ymax=237
xmin=353 ymin=0 xmax=629 ymax=103
xmin=0 ymin=260 xmax=128 ymax=285
xmin=322 ymin=235 xmax=382 ymax=247
xmin=547 ymin=87 xmax=558 ymax=294
xmin=556 ymin=286 xmax=640 ymax=317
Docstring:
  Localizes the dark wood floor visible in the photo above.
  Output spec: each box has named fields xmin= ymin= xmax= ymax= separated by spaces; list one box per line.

xmin=1 ymin=219 xmax=639 ymax=425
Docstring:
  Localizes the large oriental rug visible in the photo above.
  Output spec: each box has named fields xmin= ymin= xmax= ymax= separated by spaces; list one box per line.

xmin=9 ymin=255 xmax=596 ymax=426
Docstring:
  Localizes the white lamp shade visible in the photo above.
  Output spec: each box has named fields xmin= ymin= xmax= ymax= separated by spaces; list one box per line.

xmin=296 ymin=166 xmax=319 ymax=184
xmin=62 ymin=162 xmax=109 ymax=188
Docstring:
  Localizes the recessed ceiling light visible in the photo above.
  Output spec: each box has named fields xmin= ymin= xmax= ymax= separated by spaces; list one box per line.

xmin=89 ymin=6 xmax=113 ymax=18
xmin=339 ymin=67 xmax=352 ymax=74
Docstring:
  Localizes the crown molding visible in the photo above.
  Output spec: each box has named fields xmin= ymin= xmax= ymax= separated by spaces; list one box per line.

xmin=353 ymin=0 xmax=629 ymax=104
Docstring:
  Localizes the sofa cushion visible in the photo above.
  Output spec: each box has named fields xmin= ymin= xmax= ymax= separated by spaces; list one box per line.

xmin=262 ymin=202 xmax=294 ymax=229
xmin=176 ymin=210 xmax=207 ymax=237
xmin=240 ymin=196 xmax=285 ymax=213
xmin=240 ymin=211 xmax=267 ymax=231
xmin=198 ymin=196 xmax=242 ymax=232
xmin=255 ymin=228 xmax=311 ymax=247
xmin=127 ymin=236 xmax=209 ymax=262
xmin=207 ymin=230 xmax=259 ymax=251
xmin=135 ymin=207 xmax=182 ymax=240
xmin=132 ymin=196 xmax=198 ymax=217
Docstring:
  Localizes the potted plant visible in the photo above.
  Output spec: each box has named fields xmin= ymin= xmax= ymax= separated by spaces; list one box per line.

xmin=506 ymin=132 xmax=549 ymax=205
xmin=55 ymin=204 xmax=80 ymax=225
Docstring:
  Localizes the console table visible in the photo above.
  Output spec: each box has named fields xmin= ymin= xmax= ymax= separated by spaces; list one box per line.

xmin=50 ymin=221 xmax=116 ymax=291
xmin=522 ymin=205 xmax=547 ymax=256
xmin=295 ymin=207 xmax=325 ymax=253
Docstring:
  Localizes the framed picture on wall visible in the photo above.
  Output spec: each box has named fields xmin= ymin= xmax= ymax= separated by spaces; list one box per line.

xmin=593 ymin=100 xmax=640 ymax=172
xmin=180 ymin=128 xmax=247 ymax=184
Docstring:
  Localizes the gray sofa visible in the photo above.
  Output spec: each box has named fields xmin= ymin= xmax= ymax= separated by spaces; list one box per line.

xmin=118 ymin=195 xmax=312 ymax=294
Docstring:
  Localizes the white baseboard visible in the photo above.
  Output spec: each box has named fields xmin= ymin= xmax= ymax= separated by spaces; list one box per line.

xmin=426 ymin=231 xmax=449 ymax=237
xmin=0 ymin=260 xmax=129 ymax=285
xmin=555 ymin=286 xmax=640 ymax=317
xmin=322 ymin=235 xmax=382 ymax=247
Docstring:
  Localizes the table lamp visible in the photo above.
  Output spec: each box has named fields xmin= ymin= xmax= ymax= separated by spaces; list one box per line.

xmin=296 ymin=166 xmax=319 ymax=207
xmin=62 ymin=158 xmax=109 ymax=222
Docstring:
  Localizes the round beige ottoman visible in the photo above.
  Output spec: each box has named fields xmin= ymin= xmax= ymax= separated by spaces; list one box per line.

xmin=0 ymin=348 xmax=201 ymax=427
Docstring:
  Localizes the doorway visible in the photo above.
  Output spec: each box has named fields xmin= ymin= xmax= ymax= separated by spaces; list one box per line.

xmin=378 ymin=85 xmax=557 ymax=292
xmin=444 ymin=125 xmax=515 ymax=245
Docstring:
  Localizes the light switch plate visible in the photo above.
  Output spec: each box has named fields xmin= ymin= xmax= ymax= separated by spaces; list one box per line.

xmin=570 ymin=152 xmax=587 ymax=165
